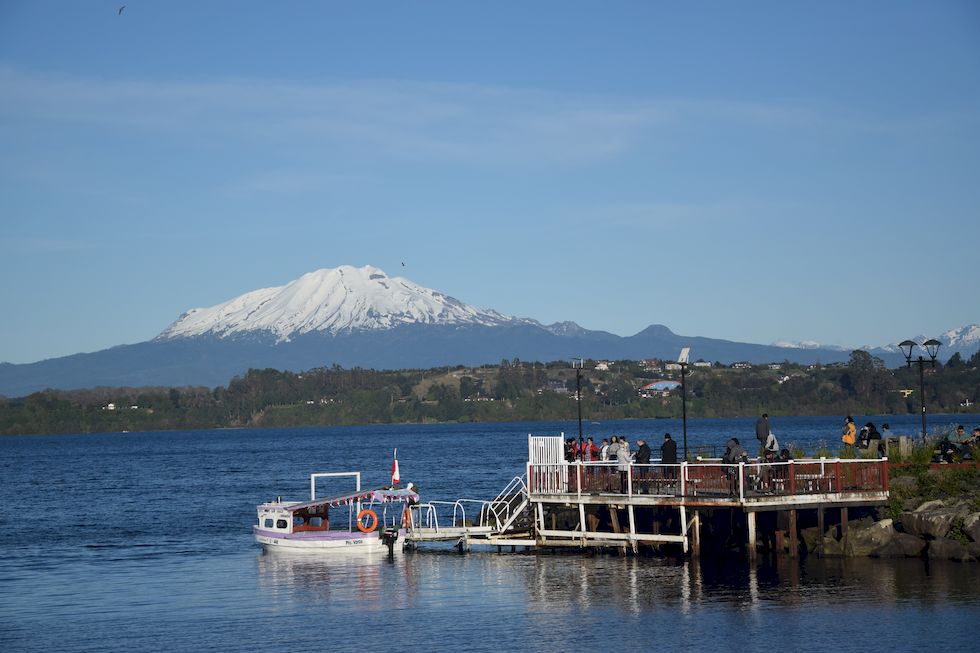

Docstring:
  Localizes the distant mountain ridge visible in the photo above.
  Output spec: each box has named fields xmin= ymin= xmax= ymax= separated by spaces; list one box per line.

xmin=0 ymin=265 xmax=975 ymax=397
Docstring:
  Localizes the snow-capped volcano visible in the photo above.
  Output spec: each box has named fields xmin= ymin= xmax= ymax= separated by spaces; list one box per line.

xmin=156 ymin=265 xmax=518 ymax=342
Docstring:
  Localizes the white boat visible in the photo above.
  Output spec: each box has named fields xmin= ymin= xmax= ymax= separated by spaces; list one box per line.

xmin=254 ymin=471 xmax=419 ymax=552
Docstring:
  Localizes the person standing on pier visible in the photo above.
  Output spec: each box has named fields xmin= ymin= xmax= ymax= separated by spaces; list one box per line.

xmin=661 ymin=433 xmax=677 ymax=464
xmin=634 ymin=438 xmax=651 ymax=493
xmin=841 ymin=416 xmax=857 ymax=447
xmin=599 ymin=439 xmax=610 ymax=461
xmin=764 ymin=430 xmax=779 ymax=456
xmin=661 ymin=433 xmax=678 ymax=484
xmin=582 ymin=437 xmax=599 ymax=462
xmin=617 ymin=437 xmax=632 ymax=493
xmin=756 ymin=413 xmax=770 ymax=446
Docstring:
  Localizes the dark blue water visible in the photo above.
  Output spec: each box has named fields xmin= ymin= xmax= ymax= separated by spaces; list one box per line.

xmin=2 ymin=416 xmax=978 ymax=652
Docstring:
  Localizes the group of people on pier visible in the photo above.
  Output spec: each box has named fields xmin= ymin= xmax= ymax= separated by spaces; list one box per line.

xmin=564 ymin=433 xmax=677 ymax=465
xmin=564 ymin=433 xmax=679 ymax=493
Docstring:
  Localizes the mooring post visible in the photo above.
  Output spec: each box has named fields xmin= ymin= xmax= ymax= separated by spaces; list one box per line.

xmin=788 ymin=509 xmax=798 ymax=558
xmin=747 ymin=511 xmax=757 ymax=561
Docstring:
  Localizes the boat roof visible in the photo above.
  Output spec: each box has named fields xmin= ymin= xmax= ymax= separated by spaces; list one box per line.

xmin=285 ymin=486 xmax=419 ymax=512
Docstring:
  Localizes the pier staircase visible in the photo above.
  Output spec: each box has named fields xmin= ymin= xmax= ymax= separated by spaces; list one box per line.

xmin=404 ymin=474 xmax=535 ymax=548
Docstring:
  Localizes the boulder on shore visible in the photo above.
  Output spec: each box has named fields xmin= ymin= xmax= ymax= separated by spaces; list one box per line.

xmin=871 ymin=532 xmax=925 ymax=558
xmin=901 ymin=500 xmax=959 ymax=539
xmin=842 ymin=519 xmax=895 ymax=557
xmin=927 ymin=537 xmax=974 ymax=562
xmin=967 ymin=541 xmax=980 ymax=559
xmin=964 ymin=512 xmax=980 ymax=543
xmin=889 ymin=475 xmax=918 ymax=492
xmin=800 ymin=526 xmax=821 ymax=553
xmin=820 ymin=535 xmax=844 ymax=557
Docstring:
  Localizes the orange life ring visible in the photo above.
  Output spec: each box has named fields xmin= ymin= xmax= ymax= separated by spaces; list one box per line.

xmin=356 ymin=509 xmax=378 ymax=533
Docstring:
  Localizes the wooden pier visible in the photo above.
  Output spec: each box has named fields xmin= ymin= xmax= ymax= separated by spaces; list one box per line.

xmin=405 ymin=435 xmax=889 ymax=558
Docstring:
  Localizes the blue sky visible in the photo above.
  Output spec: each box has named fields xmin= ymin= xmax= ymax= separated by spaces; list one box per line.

xmin=1 ymin=1 xmax=978 ymax=364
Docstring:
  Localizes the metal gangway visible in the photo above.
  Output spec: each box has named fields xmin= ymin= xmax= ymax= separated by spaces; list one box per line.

xmin=404 ymin=474 xmax=534 ymax=549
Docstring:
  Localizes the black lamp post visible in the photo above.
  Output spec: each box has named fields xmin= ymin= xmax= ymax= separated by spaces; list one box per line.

xmin=677 ymin=347 xmax=690 ymax=462
xmin=898 ymin=338 xmax=942 ymax=445
xmin=572 ymin=358 xmax=584 ymax=444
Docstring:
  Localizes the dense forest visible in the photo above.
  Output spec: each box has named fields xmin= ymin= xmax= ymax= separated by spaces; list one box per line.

xmin=1 ymin=350 xmax=978 ymax=436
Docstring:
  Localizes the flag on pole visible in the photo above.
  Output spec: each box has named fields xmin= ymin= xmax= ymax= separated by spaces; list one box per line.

xmin=391 ymin=448 xmax=400 ymax=486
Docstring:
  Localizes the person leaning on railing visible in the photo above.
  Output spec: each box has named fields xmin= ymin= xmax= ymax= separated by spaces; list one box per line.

xmin=634 ymin=439 xmax=651 ymax=493
xmin=723 ymin=438 xmax=748 ymax=497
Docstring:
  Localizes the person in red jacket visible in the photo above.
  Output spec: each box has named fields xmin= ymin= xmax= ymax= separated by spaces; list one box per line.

xmin=581 ymin=437 xmax=599 ymax=461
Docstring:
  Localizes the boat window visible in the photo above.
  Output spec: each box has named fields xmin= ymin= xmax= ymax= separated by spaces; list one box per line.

xmin=309 ymin=517 xmax=323 ymax=527
xmin=263 ymin=518 xmax=274 ymax=529
xmin=276 ymin=519 xmax=288 ymax=529
xmin=293 ymin=516 xmax=305 ymax=527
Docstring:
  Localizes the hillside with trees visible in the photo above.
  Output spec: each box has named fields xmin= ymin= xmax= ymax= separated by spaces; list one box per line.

xmin=1 ymin=350 xmax=978 ymax=436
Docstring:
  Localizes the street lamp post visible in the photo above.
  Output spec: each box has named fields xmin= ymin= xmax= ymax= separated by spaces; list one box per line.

xmin=898 ymin=339 xmax=942 ymax=446
xmin=572 ymin=358 xmax=584 ymax=444
xmin=677 ymin=347 xmax=691 ymax=462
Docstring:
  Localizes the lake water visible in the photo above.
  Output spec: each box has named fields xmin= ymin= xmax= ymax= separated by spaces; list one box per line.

xmin=2 ymin=416 xmax=979 ymax=652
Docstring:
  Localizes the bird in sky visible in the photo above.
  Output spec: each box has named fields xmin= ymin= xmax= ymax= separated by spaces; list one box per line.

xmin=401 ymin=262 xmax=405 ymax=267
xmin=118 ymin=5 xmax=126 ymax=15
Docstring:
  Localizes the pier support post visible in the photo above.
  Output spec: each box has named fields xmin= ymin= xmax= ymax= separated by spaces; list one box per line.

xmin=609 ymin=506 xmax=623 ymax=534
xmin=788 ymin=509 xmax=798 ymax=558
xmin=747 ymin=511 xmax=757 ymax=561
xmin=817 ymin=507 xmax=825 ymax=557
xmin=840 ymin=507 xmax=848 ymax=537
xmin=691 ymin=510 xmax=701 ymax=558
xmin=627 ymin=505 xmax=638 ymax=554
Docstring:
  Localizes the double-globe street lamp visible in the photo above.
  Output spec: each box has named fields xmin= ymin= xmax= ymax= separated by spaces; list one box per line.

xmin=898 ymin=338 xmax=942 ymax=446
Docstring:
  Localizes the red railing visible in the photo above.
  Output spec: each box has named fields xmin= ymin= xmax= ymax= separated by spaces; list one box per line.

xmin=527 ymin=459 xmax=889 ymax=500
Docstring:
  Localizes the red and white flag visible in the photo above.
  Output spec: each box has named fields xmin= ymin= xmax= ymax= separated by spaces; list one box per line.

xmin=391 ymin=448 xmax=400 ymax=486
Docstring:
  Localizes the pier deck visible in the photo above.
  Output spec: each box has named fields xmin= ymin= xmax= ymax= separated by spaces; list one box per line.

xmin=405 ymin=435 xmax=890 ymax=556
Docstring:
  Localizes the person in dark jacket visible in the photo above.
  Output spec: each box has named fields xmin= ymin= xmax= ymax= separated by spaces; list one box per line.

xmin=634 ymin=439 xmax=651 ymax=493
xmin=661 ymin=433 xmax=678 ymax=483
xmin=635 ymin=439 xmax=652 ymax=465
xmin=756 ymin=413 xmax=770 ymax=444
xmin=723 ymin=438 xmax=748 ymax=496
xmin=661 ymin=433 xmax=677 ymax=464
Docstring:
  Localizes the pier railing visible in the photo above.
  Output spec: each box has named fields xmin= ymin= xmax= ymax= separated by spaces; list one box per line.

xmin=527 ymin=458 xmax=888 ymax=501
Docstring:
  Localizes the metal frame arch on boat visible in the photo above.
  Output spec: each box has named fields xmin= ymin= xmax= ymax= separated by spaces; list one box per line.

xmin=356 ymin=508 xmax=378 ymax=533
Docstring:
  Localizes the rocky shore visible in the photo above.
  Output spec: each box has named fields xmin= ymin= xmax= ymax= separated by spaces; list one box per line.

xmin=802 ymin=466 xmax=980 ymax=562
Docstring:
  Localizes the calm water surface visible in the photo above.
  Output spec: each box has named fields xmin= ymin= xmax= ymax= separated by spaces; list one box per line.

xmin=2 ymin=416 xmax=978 ymax=652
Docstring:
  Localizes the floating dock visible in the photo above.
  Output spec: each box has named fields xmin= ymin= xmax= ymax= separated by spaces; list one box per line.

xmin=405 ymin=435 xmax=889 ymax=558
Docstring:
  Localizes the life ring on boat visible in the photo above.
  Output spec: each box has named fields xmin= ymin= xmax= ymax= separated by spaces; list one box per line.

xmin=356 ymin=509 xmax=378 ymax=533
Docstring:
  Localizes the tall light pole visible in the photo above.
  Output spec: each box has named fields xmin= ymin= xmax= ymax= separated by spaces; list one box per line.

xmin=678 ymin=347 xmax=690 ymax=462
xmin=898 ymin=339 xmax=941 ymax=446
xmin=572 ymin=358 xmax=584 ymax=444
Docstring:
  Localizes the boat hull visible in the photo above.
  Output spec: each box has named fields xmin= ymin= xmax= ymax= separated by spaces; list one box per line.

xmin=253 ymin=526 xmax=403 ymax=552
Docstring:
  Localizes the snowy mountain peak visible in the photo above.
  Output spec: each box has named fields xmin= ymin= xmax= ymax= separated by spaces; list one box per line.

xmin=156 ymin=265 xmax=518 ymax=342
xmin=772 ymin=339 xmax=847 ymax=351
xmin=942 ymin=324 xmax=980 ymax=348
